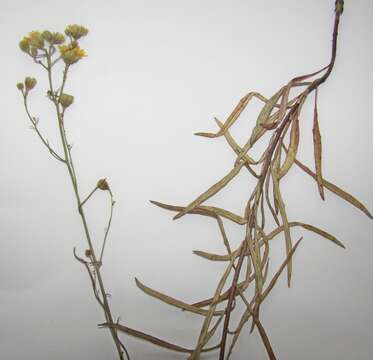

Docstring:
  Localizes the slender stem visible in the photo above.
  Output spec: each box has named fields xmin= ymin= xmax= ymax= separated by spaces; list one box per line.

xmin=22 ymin=95 xmax=65 ymax=162
xmin=100 ymin=189 xmax=115 ymax=263
xmin=44 ymin=49 xmax=128 ymax=360
xmin=80 ymin=186 xmax=98 ymax=208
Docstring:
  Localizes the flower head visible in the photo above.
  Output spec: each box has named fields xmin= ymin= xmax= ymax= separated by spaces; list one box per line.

xmin=24 ymin=77 xmax=37 ymax=91
xmin=65 ymin=25 xmax=88 ymax=40
xmin=28 ymin=31 xmax=45 ymax=49
xmin=42 ymin=30 xmax=66 ymax=45
xmin=97 ymin=178 xmax=110 ymax=191
xmin=59 ymin=93 xmax=74 ymax=109
xmin=59 ymin=43 xmax=87 ymax=65
xmin=19 ymin=37 xmax=30 ymax=53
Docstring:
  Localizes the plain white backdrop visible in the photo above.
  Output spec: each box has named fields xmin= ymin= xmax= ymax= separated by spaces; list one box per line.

xmin=1 ymin=0 xmax=372 ymax=359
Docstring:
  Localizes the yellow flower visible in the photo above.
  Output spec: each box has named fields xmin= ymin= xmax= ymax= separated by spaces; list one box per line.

xmin=28 ymin=31 xmax=44 ymax=49
xmin=58 ymin=43 xmax=87 ymax=65
xmin=65 ymin=25 xmax=88 ymax=40
xmin=19 ymin=37 xmax=30 ymax=52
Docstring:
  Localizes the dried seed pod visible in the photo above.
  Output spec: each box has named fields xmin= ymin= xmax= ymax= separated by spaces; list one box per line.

xmin=97 ymin=178 xmax=110 ymax=191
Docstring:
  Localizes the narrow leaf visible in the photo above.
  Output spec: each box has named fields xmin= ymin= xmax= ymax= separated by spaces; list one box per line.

xmin=278 ymin=111 xmax=300 ymax=179
xmin=150 ymin=200 xmax=247 ymax=225
xmin=135 ymin=278 xmax=223 ymax=316
xmin=99 ymin=323 xmax=219 ymax=353
xmin=283 ymin=145 xmax=373 ymax=219
xmin=194 ymin=92 xmax=270 ymax=138
xmin=312 ymin=89 xmax=325 ymax=200
xmin=271 ymin=167 xmax=293 ymax=287
xmin=173 ymin=162 xmax=245 ymax=220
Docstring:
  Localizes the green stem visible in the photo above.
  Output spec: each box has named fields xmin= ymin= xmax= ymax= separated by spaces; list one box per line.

xmin=45 ymin=51 xmax=128 ymax=360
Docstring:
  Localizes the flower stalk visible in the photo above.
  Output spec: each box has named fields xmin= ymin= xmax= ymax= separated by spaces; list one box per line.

xmin=18 ymin=25 xmax=129 ymax=360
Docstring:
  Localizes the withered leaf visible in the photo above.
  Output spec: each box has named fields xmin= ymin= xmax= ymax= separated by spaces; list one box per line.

xmin=173 ymin=162 xmax=245 ymax=220
xmin=135 ymin=278 xmax=223 ymax=316
xmin=312 ymin=89 xmax=325 ymax=200
xmin=150 ymin=200 xmax=247 ymax=225
xmin=283 ymin=144 xmax=373 ymax=219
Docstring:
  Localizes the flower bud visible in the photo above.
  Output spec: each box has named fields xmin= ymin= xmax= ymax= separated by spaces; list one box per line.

xmin=17 ymin=83 xmax=24 ymax=91
xmin=85 ymin=249 xmax=92 ymax=257
xmin=28 ymin=31 xmax=44 ymax=49
xmin=41 ymin=30 xmax=53 ymax=43
xmin=59 ymin=93 xmax=74 ymax=109
xmin=24 ymin=77 xmax=37 ymax=90
xmin=97 ymin=178 xmax=110 ymax=191
xmin=19 ymin=37 xmax=30 ymax=53
xmin=53 ymin=32 xmax=65 ymax=44
xmin=65 ymin=24 xmax=89 ymax=40
xmin=42 ymin=30 xmax=65 ymax=45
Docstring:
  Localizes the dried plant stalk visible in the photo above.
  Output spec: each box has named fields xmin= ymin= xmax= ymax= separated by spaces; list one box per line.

xmin=104 ymin=1 xmax=371 ymax=359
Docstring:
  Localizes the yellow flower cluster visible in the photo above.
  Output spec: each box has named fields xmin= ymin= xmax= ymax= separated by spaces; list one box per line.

xmin=58 ymin=43 xmax=87 ymax=65
xmin=19 ymin=30 xmax=65 ymax=57
xmin=19 ymin=25 xmax=88 ymax=65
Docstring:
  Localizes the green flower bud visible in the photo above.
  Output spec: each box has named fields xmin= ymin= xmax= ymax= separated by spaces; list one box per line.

xmin=97 ymin=178 xmax=110 ymax=191
xmin=17 ymin=83 xmax=24 ymax=91
xmin=59 ymin=93 xmax=74 ymax=109
xmin=19 ymin=37 xmax=30 ymax=53
xmin=24 ymin=77 xmax=37 ymax=90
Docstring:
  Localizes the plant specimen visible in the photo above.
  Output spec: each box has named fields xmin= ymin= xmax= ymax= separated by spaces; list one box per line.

xmin=101 ymin=1 xmax=372 ymax=359
xmin=17 ymin=26 xmax=129 ymax=359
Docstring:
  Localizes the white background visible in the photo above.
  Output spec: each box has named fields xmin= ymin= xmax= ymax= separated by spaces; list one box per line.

xmin=1 ymin=0 xmax=372 ymax=359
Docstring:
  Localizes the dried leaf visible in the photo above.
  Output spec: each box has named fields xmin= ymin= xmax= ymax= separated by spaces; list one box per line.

xmin=283 ymin=145 xmax=373 ymax=219
xmin=189 ymin=256 xmax=236 ymax=358
xmin=271 ymin=167 xmax=293 ymax=287
xmin=173 ymin=162 xmax=245 ymax=220
xmin=312 ymin=89 xmax=325 ymax=200
xmin=150 ymin=200 xmax=247 ymax=225
xmin=135 ymin=278 xmax=223 ymax=316
xmin=278 ymin=111 xmax=300 ymax=179
xmin=235 ymin=88 xmax=284 ymax=164
xmin=99 ymin=323 xmax=219 ymax=354
xmin=262 ymin=237 xmax=302 ymax=299
xmin=194 ymin=92 xmax=270 ymax=138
